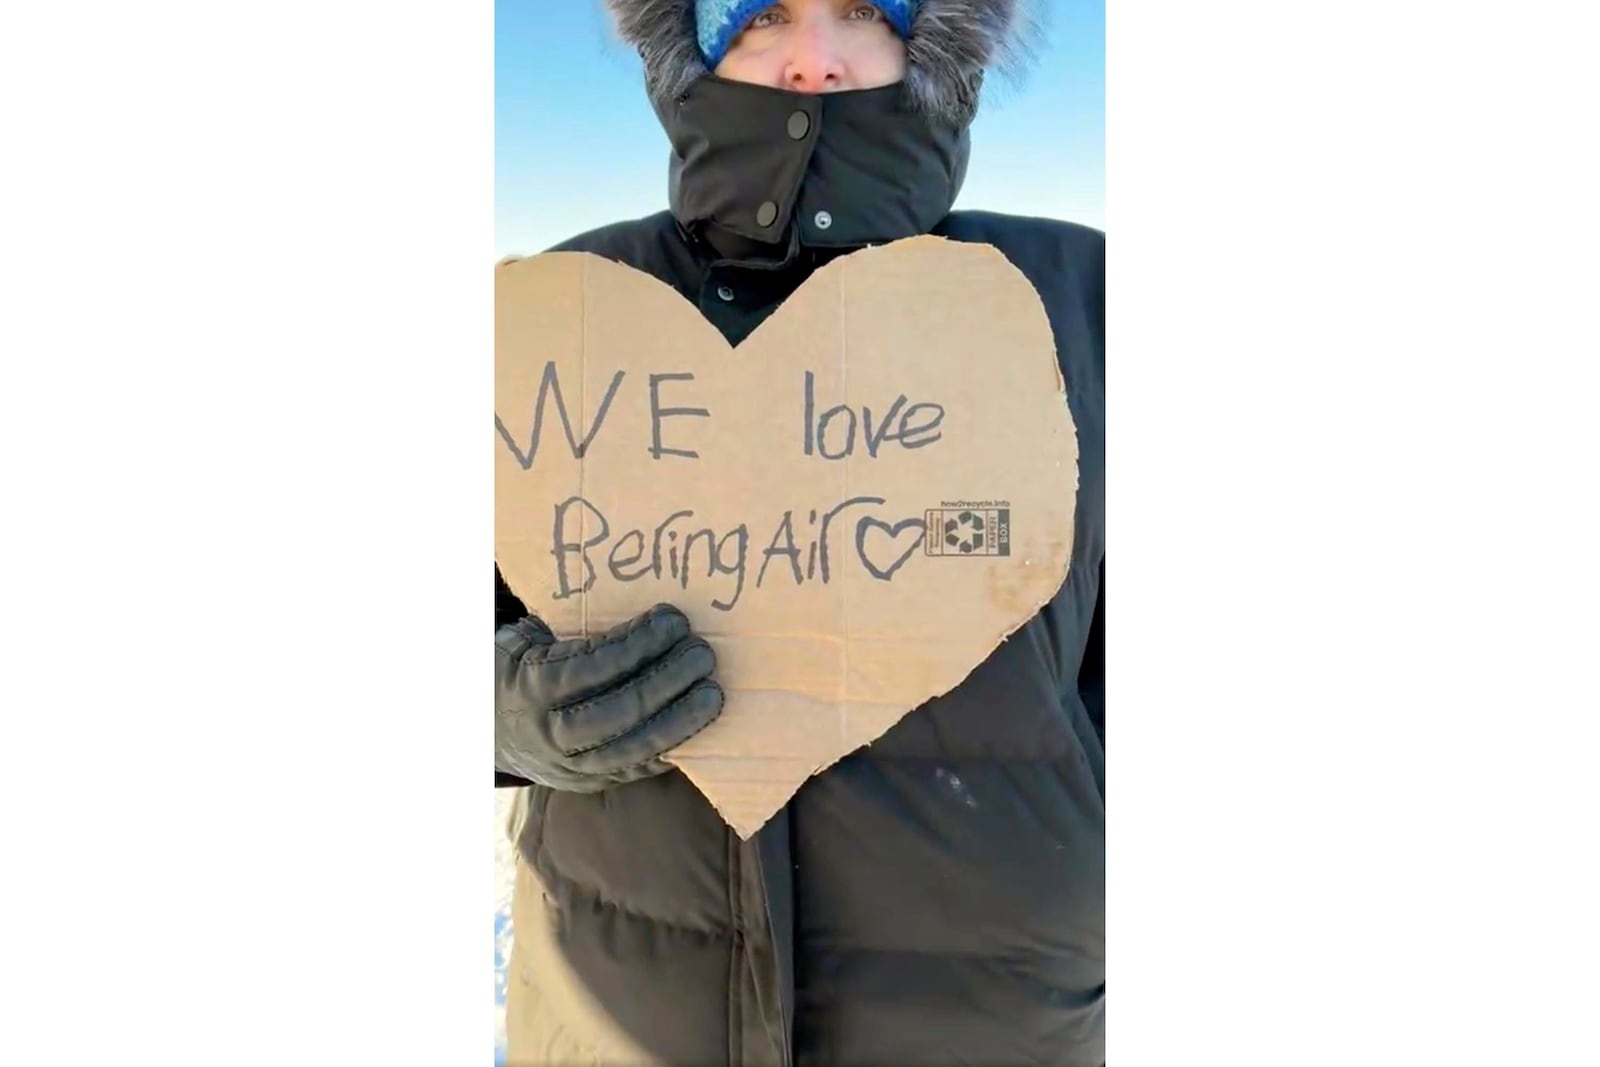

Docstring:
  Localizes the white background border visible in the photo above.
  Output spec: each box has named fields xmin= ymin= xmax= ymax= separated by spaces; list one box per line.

xmin=3 ymin=1 xmax=1598 ymax=1063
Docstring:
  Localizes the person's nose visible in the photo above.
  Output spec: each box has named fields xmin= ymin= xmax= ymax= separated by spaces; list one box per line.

xmin=784 ymin=22 xmax=846 ymax=93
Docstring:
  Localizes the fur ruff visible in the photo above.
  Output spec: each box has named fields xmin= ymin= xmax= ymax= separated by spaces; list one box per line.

xmin=601 ymin=0 xmax=1044 ymax=125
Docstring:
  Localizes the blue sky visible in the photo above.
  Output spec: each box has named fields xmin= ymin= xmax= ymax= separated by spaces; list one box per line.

xmin=495 ymin=0 xmax=1104 ymax=258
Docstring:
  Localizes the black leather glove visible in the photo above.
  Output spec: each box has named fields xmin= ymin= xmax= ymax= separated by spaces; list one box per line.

xmin=494 ymin=603 xmax=724 ymax=792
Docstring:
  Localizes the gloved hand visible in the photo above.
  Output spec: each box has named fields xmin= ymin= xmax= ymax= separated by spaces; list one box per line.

xmin=495 ymin=603 xmax=724 ymax=792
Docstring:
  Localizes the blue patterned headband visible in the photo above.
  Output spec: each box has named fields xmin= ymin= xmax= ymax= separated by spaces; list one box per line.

xmin=696 ymin=1 xmax=918 ymax=68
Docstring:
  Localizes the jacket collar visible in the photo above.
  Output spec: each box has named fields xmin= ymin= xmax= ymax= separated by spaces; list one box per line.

xmin=654 ymin=76 xmax=969 ymax=269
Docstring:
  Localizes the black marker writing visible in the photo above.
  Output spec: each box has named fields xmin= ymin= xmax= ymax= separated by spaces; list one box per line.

xmin=497 ymin=362 xmax=625 ymax=469
xmin=550 ymin=495 xmax=925 ymax=611
xmin=802 ymin=370 xmax=947 ymax=459
xmin=855 ymin=516 xmax=928 ymax=580
xmin=648 ymin=372 xmax=710 ymax=460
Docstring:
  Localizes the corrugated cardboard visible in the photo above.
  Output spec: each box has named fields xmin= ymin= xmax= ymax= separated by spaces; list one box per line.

xmin=495 ymin=236 xmax=1077 ymax=838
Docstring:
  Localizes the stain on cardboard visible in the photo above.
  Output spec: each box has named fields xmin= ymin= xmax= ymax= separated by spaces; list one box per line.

xmin=495 ymin=236 xmax=1078 ymax=838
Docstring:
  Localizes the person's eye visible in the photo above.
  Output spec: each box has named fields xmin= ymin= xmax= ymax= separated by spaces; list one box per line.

xmin=748 ymin=7 xmax=786 ymax=29
xmin=845 ymin=3 xmax=882 ymax=20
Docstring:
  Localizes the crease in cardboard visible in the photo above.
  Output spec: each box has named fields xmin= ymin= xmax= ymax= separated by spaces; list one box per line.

xmin=838 ymin=251 xmax=852 ymax=766
xmin=578 ymin=254 xmax=589 ymax=642
xmin=495 ymin=236 xmax=1078 ymax=839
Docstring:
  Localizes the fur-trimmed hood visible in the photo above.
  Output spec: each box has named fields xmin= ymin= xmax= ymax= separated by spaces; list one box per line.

xmin=603 ymin=0 xmax=1043 ymax=125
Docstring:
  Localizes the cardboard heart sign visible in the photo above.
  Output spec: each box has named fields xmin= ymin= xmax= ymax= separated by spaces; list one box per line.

xmin=495 ymin=236 xmax=1077 ymax=838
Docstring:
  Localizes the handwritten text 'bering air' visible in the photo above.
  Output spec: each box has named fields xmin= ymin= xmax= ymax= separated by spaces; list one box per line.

xmin=496 ymin=363 xmax=949 ymax=611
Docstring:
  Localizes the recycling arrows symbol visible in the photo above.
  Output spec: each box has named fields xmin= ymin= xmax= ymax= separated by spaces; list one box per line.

xmin=942 ymin=510 xmax=985 ymax=554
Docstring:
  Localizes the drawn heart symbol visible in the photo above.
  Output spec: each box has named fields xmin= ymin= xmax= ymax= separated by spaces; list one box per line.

xmin=496 ymin=236 xmax=1078 ymax=838
xmin=856 ymin=517 xmax=928 ymax=580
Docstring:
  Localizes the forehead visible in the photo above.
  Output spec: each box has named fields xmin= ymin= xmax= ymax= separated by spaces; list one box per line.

xmin=749 ymin=0 xmax=879 ymax=13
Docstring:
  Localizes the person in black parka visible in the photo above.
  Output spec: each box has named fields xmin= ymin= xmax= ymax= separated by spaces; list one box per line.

xmin=496 ymin=2 xmax=1104 ymax=1063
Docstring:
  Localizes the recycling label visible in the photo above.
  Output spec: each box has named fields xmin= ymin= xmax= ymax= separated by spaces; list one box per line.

xmin=923 ymin=504 xmax=1012 ymax=558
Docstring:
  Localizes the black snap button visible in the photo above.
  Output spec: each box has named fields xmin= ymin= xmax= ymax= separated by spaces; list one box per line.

xmin=716 ymin=285 xmax=735 ymax=302
xmin=786 ymin=110 xmax=811 ymax=140
xmin=756 ymin=201 xmax=778 ymax=227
